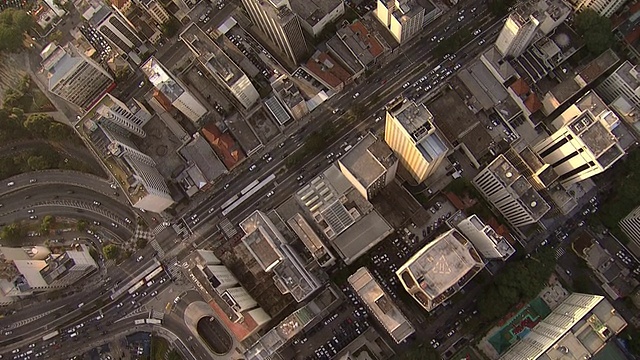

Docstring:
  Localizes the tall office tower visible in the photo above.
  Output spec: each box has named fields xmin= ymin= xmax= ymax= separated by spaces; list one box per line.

xmin=79 ymin=94 xmax=175 ymax=213
xmin=596 ymin=61 xmax=640 ymax=110
xmin=395 ymin=229 xmax=484 ymax=312
xmin=456 ymin=215 xmax=516 ymax=261
xmin=384 ymin=99 xmax=447 ymax=183
xmin=568 ymin=0 xmax=626 ymax=17
xmin=241 ymin=0 xmax=309 ymax=64
xmin=40 ymin=43 xmax=115 ymax=110
xmin=495 ymin=0 xmax=571 ymax=58
xmin=93 ymin=93 xmax=151 ymax=136
xmin=180 ymin=24 xmax=260 ymax=109
xmin=620 ymin=206 xmax=640 ymax=251
xmin=139 ymin=0 xmax=170 ymax=25
xmin=141 ymin=57 xmax=208 ymax=122
xmin=375 ymin=0 xmax=426 ymax=44
xmin=533 ymin=91 xmax=625 ymax=185
xmin=473 ymin=155 xmax=551 ymax=228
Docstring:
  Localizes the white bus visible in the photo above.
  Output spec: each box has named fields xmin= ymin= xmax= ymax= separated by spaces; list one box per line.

xmin=42 ymin=330 xmax=60 ymax=341
xmin=144 ymin=266 xmax=163 ymax=282
xmin=240 ymin=180 xmax=260 ymax=195
xmin=128 ymin=280 xmax=145 ymax=295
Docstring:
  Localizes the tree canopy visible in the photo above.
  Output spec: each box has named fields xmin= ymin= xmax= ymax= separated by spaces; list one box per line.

xmin=1 ymin=222 xmax=27 ymax=245
xmin=102 ymin=244 xmax=120 ymax=260
xmin=573 ymin=9 xmax=613 ymax=55
xmin=0 ymin=9 xmax=34 ymax=53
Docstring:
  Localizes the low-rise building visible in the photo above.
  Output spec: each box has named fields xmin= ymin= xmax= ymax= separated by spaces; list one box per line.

xmin=240 ymin=210 xmax=322 ymax=302
xmin=141 ymin=56 xmax=208 ymax=123
xmin=271 ymin=74 xmax=309 ymax=121
xmin=304 ymin=51 xmax=352 ymax=92
xmin=177 ymin=133 xmax=227 ymax=196
xmin=327 ymin=20 xmax=385 ymax=76
xmin=290 ymin=0 xmax=344 ymax=37
xmin=499 ymin=293 xmax=627 ymax=359
xmin=348 ymin=267 xmax=415 ymax=343
xmin=338 ymin=133 xmax=398 ymax=200
xmin=456 ymin=215 xmax=516 ymax=261
xmin=396 ymin=229 xmax=484 ymax=311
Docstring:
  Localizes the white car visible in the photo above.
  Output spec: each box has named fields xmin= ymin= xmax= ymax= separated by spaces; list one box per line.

xmin=29 ymin=179 xmax=37 ymax=183
xmin=352 ymin=92 xmax=360 ymax=99
xmin=473 ymin=28 xmax=482 ymax=36
xmin=457 ymin=15 xmax=465 ymax=21
xmin=6 ymin=182 xmax=14 ymax=187
xmin=93 ymin=201 xmax=101 ymax=206
xmin=249 ymin=164 xmax=257 ymax=171
xmin=266 ymin=191 xmax=275 ymax=198
xmin=402 ymin=82 xmax=410 ymax=88
xmin=136 ymin=255 xmax=144 ymax=262
xmin=332 ymin=109 xmax=340 ymax=114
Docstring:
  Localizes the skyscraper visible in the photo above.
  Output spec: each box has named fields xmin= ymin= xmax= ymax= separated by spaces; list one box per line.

xmin=568 ymin=0 xmax=626 ymax=17
xmin=40 ymin=43 xmax=115 ymax=110
xmin=533 ymin=91 xmax=625 ymax=185
xmin=384 ymin=99 xmax=447 ymax=183
xmin=241 ymin=0 xmax=308 ymax=64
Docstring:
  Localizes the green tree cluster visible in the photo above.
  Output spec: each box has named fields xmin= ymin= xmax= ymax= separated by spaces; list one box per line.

xmin=478 ymin=247 xmax=556 ymax=321
xmin=0 ymin=9 xmax=34 ymax=53
xmin=398 ymin=344 xmax=441 ymax=360
xmin=136 ymin=238 xmax=148 ymax=249
xmin=40 ymin=215 xmax=55 ymax=233
xmin=161 ymin=17 xmax=181 ymax=38
xmin=573 ymin=9 xmax=613 ymax=55
xmin=0 ymin=222 xmax=27 ymax=245
xmin=488 ymin=0 xmax=517 ymax=16
xmin=102 ymin=244 xmax=120 ymax=260
xmin=23 ymin=113 xmax=78 ymax=142
xmin=76 ymin=220 xmax=87 ymax=231
xmin=0 ymin=143 xmax=71 ymax=178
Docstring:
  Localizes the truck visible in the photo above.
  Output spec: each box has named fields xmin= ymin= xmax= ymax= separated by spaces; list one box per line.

xmin=146 ymin=319 xmax=162 ymax=324
xmin=134 ymin=319 xmax=146 ymax=325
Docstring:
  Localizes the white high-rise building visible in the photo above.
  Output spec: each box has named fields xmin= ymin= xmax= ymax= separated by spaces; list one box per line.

xmin=79 ymin=94 xmax=174 ymax=213
xmin=384 ymin=98 xmax=447 ymax=183
xmin=568 ymin=0 xmax=626 ymax=17
xmin=241 ymin=0 xmax=309 ymax=64
xmin=596 ymin=61 xmax=640 ymax=111
xmin=40 ymin=43 xmax=114 ymax=110
xmin=375 ymin=0 xmax=426 ymax=44
xmin=620 ymin=206 xmax=640 ymax=251
xmin=495 ymin=0 xmax=571 ymax=58
xmin=141 ymin=57 xmax=208 ymax=122
xmin=473 ymin=155 xmax=551 ymax=228
xmin=180 ymin=24 xmax=260 ymax=109
xmin=456 ymin=215 xmax=516 ymax=261
xmin=533 ymin=91 xmax=625 ymax=185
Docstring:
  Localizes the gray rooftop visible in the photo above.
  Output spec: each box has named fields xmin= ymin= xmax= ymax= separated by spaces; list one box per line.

xmin=264 ymin=96 xmax=291 ymax=126
xmin=178 ymin=134 xmax=227 ymax=183
xmin=290 ymin=0 xmax=342 ymax=27
xmin=332 ymin=211 xmax=392 ymax=264
xmin=339 ymin=133 xmax=395 ymax=187
xmin=326 ymin=36 xmax=364 ymax=75
xmin=391 ymin=101 xmax=434 ymax=142
xmin=141 ymin=57 xmax=185 ymax=103
xmin=458 ymin=60 xmax=509 ymax=110
xmin=568 ymin=112 xmax=617 ymax=159
xmin=614 ymin=61 xmax=640 ymax=90
xmin=180 ymin=24 xmax=244 ymax=86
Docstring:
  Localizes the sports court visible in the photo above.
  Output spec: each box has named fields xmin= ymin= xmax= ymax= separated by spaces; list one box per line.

xmin=488 ymin=297 xmax=551 ymax=355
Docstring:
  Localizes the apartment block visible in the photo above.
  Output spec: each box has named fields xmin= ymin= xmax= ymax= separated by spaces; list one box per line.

xmin=456 ymin=215 xmax=516 ymax=261
xmin=473 ymin=155 xmax=551 ymax=228
xmin=180 ymin=24 xmax=260 ymax=109
xmin=289 ymin=0 xmax=344 ymax=37
xmin=375 ymin=0 xmax=438 ymax=44
xmin=40 ymin=43 xmax=115 ymax=110
xmin=384 ymin=98 xmax=447 ymax=183
xmin=568 ymin=0 xmax=626 ymax=17
xmin=141 ymin=57 xmax=208 ymax=122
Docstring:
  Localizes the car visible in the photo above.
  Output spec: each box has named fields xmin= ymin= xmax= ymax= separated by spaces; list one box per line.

xmin=93 ymin=221 xmax=101 ymax=226
xmin=266 ymin=190 xmax=275 ymax=198
xmin=473 ymin=28 xmax=482 ymax=36
xmin=138 ymin=81 xmax=145 ymax=88
xmin=265 ymin=156 xmax=273 ymax=163
xmin=29 ymin=179 xmax=37 ymax=183
xmin=458 ymin=15 xmax=465 ymax=21
xmin=447 ymin=329 xmax=455 ymax=337
xmin=296 ymin=175 xmax=304 ymax=181
xmin=27 ymin=209 xmax=35 ymax=214
xmin=249 ymin=164 xmax=257 ymax=171
xmin=116 ymin=302 xmax=123 ymax=308
xmin=6 ymin=182 xmax=14 ymax=187
xmin=174 ymin=296 xmax=181 ymax=304
xmin=402 ymin=82 xmax=410 ymax=88
xmin=332 ymin=108 xmax=340 ymax=114
xmin=326 ymin=152 xmax=334 ymax=159
xmin=478 ymin=39 xmax=486 ymax=46
xmin=578 ymin=221 xmax=585 ymax=227
xmin=279 ymin=141 xmax=286 ymax=148
xmin=93 ymin=201 xmax=101 ymax=206
xmin=150 ymin=291 xmax=158 ymax=297
xmin=29 ymin=215 xmax=38 ymax=220
xmin=375 ymin=116 xmax=382 ymax=123
xmin=111 ymin=222 xmax=118 ymax=228
xmin=223 ymin=183 xmax=230 ymax=190
xmin=159 ymin=277 xmax=167 ymax=284
xmin=124 ymin=217 xmax=132 ymax=224
xmin=136 ymin=255 xmax=144 ymax=262
xmin=352 ymin=92 xmax=360 ymax=99
xmin=565 ymin=269 xmax=572 ymax=276
xmin=110 ymin=183 xmax=117 ymax=189
xmin=470 ymin=6 xmax=477 ymax=12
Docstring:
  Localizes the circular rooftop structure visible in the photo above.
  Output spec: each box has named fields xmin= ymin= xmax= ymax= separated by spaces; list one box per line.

xmin=196 ymin=316 xmax=233 ymax=355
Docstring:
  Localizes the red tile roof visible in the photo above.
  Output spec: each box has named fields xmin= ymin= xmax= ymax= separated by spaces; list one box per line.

xmin=350 ymin=21 xmax=384 ymax=58
xmin=510 ymin=78 xmax=530 ymax=96
xmin=201 ymin=122 xmax=245 ymax=170
xmin=208 ymin=300 xmax=257 ymax=341
xmin=524 ymin=93 xmax=542 ymax=113
xmin=305 ymin=51 xmax=351 ymax=89
xmin=153 ymin=90 xmax=172 ymax=111
xmin=111 ymin=0 xmax=128 ymax=9
xmin=444 ymin=192 xmax=465 ymax=210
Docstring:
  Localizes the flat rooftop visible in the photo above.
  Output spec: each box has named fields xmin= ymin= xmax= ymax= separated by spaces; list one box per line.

xmin=240 ymin=211 xmax=285 ymax=272
xmin=290 ymin=0 xmax=342 ymax=27
xmin=337 ymin=21 xmax=384 ymax=65
xmin=488 ymin=155 xmax=550 ymax=220
xmin=397 ymin=229 xmax=483 ymax=299
xmin=339 ymin=133 xmax=394 ymax=187
xmin=390 ymin=101 xmax=434 ymax=141
xmin=287 ymin=213 xmax=328 ymax=260
xmin=348 ymin=267 xmax=415 ymax=344
xmin=180 ymin=24 xmax=244 ymax=86
xmin=613 ymin=61 xmax=640 ymax=90
xmin=332 ymin=211 xmax=392 ymax=264
xmin=141 ymin=57 xmax=185 ymax=103
xmin=224 ymin=113 xmax=262 ymax=156
xmin=306 ymin=51 xmax=351 ymax=89
xmin=458 ymin=60 xmax=509 ymax=111
xmin=577 ymin=49 xmax=620 ymax=85
xmin=178 ymin=134 xmax=227 ymax=183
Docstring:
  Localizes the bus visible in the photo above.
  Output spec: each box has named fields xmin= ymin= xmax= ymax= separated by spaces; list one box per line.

xmin=222 ymin=174 xmax=276 ymax=216
xmin=220 ymin=194 xmax=239 ymax=211
xmin=240 ymin=179 xmax=260 ymax=195
xmin=134 ymin=319 xmax=146 ymax=325
xmin=42 ymin=330 xmax=60 ymax=341
xmin=128 ymin=280 xmax=145 ymax=295
xmin=144 ymin=266 xmax=163 ymax=282
xmin=146 ymin=319 xmax=162 ymax=324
